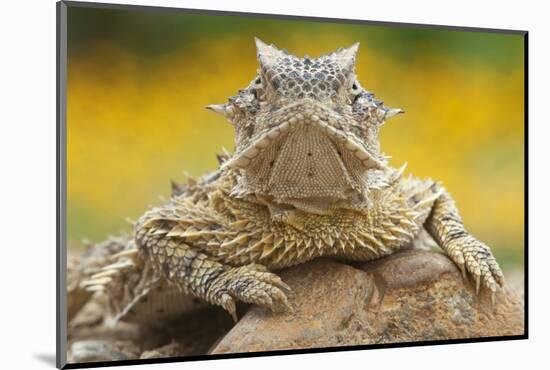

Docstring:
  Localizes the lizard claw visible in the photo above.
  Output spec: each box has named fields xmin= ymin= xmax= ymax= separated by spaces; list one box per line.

xmin=211 ymin=264 xmax=291 ymax=318
xmin=459 ymin=264 xmax=466 ymax=280
xmin=452 ymin=251 xmax=467 ymax=279
xmin=220 ymin=293 xmax=238 ymax=322
xmin=446 ymin=236 xmax=505 ymax=299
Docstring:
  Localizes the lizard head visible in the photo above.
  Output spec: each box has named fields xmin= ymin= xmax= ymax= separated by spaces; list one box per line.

xmin=207 ymin=38 xmax=403 ymax=213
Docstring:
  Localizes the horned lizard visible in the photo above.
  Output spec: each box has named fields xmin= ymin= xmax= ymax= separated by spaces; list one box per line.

xmin=70 ymin=38 xmax=504 ymax=327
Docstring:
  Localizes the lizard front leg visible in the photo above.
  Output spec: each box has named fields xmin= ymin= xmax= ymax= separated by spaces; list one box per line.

xmin=134 ymin=202 xmax=290 ymax=320
xmin=425 ymin=188 xmax=505 ymax=299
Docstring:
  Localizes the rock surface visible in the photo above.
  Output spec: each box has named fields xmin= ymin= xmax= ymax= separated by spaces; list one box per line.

xmin=68 ymin=250 xmax=524 ymax=361
xmin=67 ymin=301 xmax=233 ymax=362
xmin=211 ymin=250 xmax=524 ymax=354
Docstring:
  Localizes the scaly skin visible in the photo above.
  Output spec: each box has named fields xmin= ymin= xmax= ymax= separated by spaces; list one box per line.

xmin=426 ymin=191 xmax=504 ymax=297
xmin=76 ymin=38 xmax=504 ymax=323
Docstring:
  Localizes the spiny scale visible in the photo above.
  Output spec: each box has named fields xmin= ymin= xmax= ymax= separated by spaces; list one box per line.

xmin=134 ymin=175 xmax=427 ymax=273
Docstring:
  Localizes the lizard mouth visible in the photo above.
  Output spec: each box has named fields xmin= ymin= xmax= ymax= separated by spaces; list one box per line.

xmin=222 ymin=102 xmax=385 ymax=171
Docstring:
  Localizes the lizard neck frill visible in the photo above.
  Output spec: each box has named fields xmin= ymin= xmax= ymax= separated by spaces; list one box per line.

xmin=210 ymin=186 xmax=422 ymax=270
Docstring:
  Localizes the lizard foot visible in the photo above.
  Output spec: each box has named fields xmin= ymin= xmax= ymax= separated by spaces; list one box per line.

xmin=210 ymin=264 xmax=292 ymax=321
xmin=447 ymin=235 xmax=505 ymax=303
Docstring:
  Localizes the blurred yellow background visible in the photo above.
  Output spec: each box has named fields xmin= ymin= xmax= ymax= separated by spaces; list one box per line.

xmin=67 ymin=8 xmax=524 ymax=270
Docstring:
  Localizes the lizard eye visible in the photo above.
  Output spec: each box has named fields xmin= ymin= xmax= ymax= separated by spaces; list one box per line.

xmin=350 ymin=81 xmax=362 ymax=104
xmin=251 ymin=76 xmax=268 ymax=102
xmin=351 ymin=81 xmax=362 ymax=95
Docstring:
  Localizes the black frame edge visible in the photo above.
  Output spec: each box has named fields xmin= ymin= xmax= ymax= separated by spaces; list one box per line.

xmin=57 ymin=1 xmax=68 ymax=369
xmin=63 ymin=335 xmax=527 ymax=369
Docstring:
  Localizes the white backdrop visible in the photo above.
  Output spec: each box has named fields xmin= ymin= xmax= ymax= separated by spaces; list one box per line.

xmin=0 ymin=0 xmax=545 ymax=369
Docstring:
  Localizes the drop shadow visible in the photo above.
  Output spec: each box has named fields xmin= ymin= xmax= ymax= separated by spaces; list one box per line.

xmin=34 ymin=353 xmax=57 ymax=367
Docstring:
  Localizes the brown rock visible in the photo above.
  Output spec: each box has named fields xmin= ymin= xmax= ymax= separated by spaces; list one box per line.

xmin=140 ymin=340 xmax=188 ymax=359
xmin=70 ymin=340 xmax=140 ymax=362
xmin=211 ymin=251 xmax=524 ymax=354
xmin=68 ymin=303 xmax=233 ymax=362
xmin=211 ymin=258 xmax=375 ymax=353
xmin=356 ymin=250 xmax=524 ymax=342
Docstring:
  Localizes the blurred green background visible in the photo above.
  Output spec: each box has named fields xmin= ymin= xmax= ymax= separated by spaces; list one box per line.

xmin=66 ymin=7 xmax=524 ymax=271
